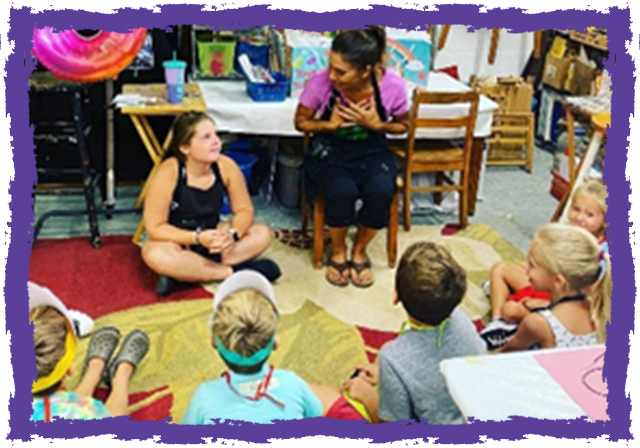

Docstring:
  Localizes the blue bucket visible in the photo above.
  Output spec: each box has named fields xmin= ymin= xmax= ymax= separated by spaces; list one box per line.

xmin=220 ymin=150 xmax=258 ymax=214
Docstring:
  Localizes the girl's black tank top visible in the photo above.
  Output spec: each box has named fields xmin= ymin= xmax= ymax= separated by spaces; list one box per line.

xmin=168 ymin=159 xmax=225 ymax=231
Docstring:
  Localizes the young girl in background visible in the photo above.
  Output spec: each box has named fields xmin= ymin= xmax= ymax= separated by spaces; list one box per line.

xmin=481 ymin=178 xmax=608 ymax=349
xmin=495 ymin=223 xmax=611 ymax=353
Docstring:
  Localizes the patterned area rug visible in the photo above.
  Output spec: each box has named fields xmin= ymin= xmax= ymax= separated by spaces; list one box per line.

xmin=28 ymin=224 xmax=525 ymax=422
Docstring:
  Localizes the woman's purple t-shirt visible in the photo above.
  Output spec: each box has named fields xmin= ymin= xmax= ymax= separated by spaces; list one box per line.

xmin=299 ymin=68 xmax=410 ymax=120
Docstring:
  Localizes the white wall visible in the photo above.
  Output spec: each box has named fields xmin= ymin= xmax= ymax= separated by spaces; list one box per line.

xmin=433 ymin=25 xmax=534 ymax=83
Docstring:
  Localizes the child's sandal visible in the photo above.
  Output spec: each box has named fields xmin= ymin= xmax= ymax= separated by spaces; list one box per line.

xmin=105 ymin=329 xmax=150 ymax=386
xmin=83 ymin=326 xmax=121 ymax=376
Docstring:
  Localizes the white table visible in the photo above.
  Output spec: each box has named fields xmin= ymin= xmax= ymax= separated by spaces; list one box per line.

xmin=440 ymin=345 xmax=608 ymax=422
xmin=198 ymin=72 xmax=498 ymax=138
xmin=197 ymin=72 xmax=499 ymax=211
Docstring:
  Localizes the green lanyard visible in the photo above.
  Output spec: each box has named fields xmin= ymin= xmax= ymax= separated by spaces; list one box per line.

xmin=399 ymin=318 xmax=451 ymax=348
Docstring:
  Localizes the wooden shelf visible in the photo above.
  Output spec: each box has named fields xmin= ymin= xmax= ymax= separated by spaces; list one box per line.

xmin=556 ymin=29 xmax=608 ymax=52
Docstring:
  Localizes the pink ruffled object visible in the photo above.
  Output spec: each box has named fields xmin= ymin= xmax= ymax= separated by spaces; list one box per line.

xmin=32 ymin=28 xmax=147 ymax=83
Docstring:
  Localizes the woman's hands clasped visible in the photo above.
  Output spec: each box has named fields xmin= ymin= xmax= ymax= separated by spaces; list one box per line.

xmin=335 ymin=97 xmax=383 ymax=132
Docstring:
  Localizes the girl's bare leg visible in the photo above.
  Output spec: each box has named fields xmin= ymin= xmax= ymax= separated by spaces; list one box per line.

xmin=501 ymin=301 xmax=531 ymax=324
xmin=142 ymin=241 xmax=232 ymax=283
xmin=488 ymin=263 xmax=530 ymax=319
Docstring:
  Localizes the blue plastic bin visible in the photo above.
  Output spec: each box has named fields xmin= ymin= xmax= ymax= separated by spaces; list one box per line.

xmin=234 ymin=41 xmax=270 ymax=78
xmin=246 ymin=72 xmax=289 ymax=102
xmin=220 ymin=150 xmax=258 ymax=214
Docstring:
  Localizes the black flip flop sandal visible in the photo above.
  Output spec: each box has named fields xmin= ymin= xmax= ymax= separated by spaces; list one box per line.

xmin=326 ymin=259 xmax=351 ymax=288
xmin=351 ymin=258 xmax=374 ymax=288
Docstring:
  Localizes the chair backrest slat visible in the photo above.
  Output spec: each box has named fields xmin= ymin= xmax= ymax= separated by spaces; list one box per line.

xmin=414 ymin=117 xmax=471 ymax=129
xmin=408 ymin=88 xmax=480 ymax=147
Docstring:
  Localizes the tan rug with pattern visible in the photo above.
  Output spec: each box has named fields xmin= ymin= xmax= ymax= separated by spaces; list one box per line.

xmin=52 ymin=224 xmax=524 ymax=422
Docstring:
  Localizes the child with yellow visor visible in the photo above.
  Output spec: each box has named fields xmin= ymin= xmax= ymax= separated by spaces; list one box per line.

xmin=29 ymin=282 xmax=149 ymax=421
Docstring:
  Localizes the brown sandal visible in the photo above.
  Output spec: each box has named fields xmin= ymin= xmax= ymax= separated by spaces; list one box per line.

xmin=351 ymin=258 xmax=374 ymax=288
xmin=326 ymin=259 xmax=351 ymax=288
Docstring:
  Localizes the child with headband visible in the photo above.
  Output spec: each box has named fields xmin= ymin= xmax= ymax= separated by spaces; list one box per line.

xmin=496 ymin=223 xmax=611 ymax=353
xmin=181 ymin=271 xmax=323 ymax=424
xmin=481 ymin=178 xmax=608 ymax=349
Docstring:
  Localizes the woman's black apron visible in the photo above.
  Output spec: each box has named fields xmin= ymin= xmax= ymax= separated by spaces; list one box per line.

xmin=303 ymin=72 xmax=399 ymax=201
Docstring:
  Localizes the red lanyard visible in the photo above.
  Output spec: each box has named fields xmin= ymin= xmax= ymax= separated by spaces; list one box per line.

xmin=222 ymin=365 xmax=285 ymax=408
xmin=44 ymin=395 xmax=51 ymax=423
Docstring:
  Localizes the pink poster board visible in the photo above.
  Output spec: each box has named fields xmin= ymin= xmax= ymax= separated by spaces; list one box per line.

xmin=534 ymin=346 xmax=609 ymax=422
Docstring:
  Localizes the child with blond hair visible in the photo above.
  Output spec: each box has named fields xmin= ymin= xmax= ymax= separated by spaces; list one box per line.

xmin=481 ymin=178 xmax=608 ymax=349
xmin=30 ymin=282 xmax=149 ymax=421
xmin=181 ymin=271 xmax=323 ymax=424
xmin=496 ymin=223 xmax=611 ymax=352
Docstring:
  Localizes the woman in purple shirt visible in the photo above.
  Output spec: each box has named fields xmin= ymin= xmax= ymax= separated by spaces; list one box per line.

xmin=294 ymin=26 xmax=410 ymax=288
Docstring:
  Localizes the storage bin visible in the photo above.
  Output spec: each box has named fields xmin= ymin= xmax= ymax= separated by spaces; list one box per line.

xmin=234 ymin=41 xmax=270 ymax=77
xmin=275 ymin=152 xmax=303 ymax=208
xmin=246 ymin=72 xmax=289 ymax=102
xmin=220 ymin=150 xmax=258 ymax=214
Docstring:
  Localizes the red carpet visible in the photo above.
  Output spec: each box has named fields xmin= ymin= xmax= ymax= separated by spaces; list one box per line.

xmin=29 ymin=235 xmax=212 ymax=320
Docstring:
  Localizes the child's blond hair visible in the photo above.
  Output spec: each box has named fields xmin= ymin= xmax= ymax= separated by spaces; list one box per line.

xmin=30 ymin=306 xmax=69 ymax=392
xmin=531 ymin=223 xmax=611 ymax=343
xmin=211 ymin=289 xmax=277 ymax=370
xmin=572 ymin=177 xmax=608 ymax=214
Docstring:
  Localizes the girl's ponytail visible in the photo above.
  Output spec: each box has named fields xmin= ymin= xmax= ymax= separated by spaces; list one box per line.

xmin=590 ymin=252 xmax=612 ymax=343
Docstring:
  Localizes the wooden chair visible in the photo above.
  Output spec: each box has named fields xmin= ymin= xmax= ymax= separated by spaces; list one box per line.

xmin=300 ymin=133 xmax=400 ymax=270
xmin=392 ymin=89 xmax=480 ymax=231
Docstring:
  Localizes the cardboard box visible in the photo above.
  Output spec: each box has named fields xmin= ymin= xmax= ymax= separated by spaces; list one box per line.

xmin=566 ymin=59 xmax=597 ymax=96
xmin=542 ymin=53 xmax=571 ymax=91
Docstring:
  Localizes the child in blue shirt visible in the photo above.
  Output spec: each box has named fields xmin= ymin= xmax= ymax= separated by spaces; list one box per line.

xmin=181 ymin=271 xmax=323 ymax=424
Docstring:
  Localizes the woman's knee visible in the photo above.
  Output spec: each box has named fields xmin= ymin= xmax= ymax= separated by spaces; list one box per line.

xmin=325 ymin=178 xmax=358 ymax=204
xmin=361 ymin=174 xmax=395 ymax=200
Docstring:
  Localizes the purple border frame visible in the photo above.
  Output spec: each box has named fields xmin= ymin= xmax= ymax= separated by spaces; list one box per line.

xmin=7 ymin=4 xmax=632 ymax=444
